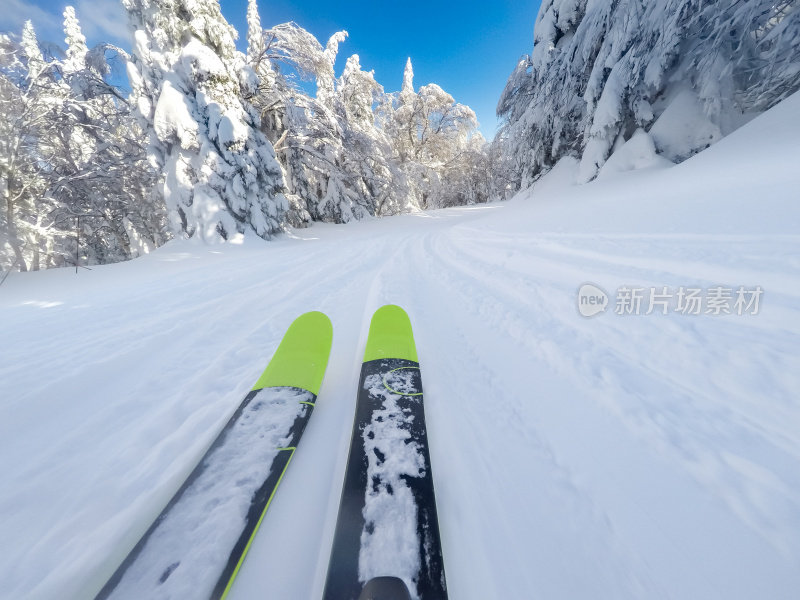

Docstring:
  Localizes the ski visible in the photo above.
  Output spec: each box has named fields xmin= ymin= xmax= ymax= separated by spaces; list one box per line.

xmin=94 ymin=311 xmax=333 ymax=600
xmin=323 ymin=305 xmax=447 ymax=600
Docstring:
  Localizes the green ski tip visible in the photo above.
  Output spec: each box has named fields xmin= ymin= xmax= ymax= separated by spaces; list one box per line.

xmin=363 ymin=305 xmax=419 ymax=363
xmin=252 ymin=311 xmax=333 ymax=395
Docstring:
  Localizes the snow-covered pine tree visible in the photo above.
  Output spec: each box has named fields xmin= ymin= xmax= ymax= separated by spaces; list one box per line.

xmin=63 ymin=6 xmax=88 ymax=73
xmin=246 ymin=0 xmax=265 ymax=66
xmin=401 ymin=57 xmax=414 ymax=102
xmin=123 ymin=0 xmax=287 ymax=242
xmin=498 ymin=0 xmax=800 ymax=187
xmin=390 ymin=57 xmax=417 ymax=165
xmin=19 ymin=20 xmax=44 ymax=74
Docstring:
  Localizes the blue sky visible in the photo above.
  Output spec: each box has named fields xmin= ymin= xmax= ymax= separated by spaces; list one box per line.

xmin=3 ymin=0 xmax=543 ymax=136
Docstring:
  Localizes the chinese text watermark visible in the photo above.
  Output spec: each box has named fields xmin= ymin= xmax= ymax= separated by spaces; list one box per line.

xmin=578 ymin=284 xmax=763 ymax=318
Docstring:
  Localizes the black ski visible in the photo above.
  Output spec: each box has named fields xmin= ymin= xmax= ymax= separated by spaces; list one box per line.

xmin=323 ymin=305 xmax=447 ymax=600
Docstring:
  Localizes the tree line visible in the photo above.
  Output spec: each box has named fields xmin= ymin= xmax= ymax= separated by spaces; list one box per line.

xmin=3 ymin=0 xmax=798 ymax=272
xmin=1 ymin=0 xmax=512 ymax=272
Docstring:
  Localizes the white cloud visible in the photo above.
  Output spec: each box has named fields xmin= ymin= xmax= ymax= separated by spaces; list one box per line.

xmin=0 ymin=0 xmax=63 ymax=43
xmin=74 ymin=0 xmax=129 ymax=47
xmin=0 ymin=0 xmax=129 ymax=48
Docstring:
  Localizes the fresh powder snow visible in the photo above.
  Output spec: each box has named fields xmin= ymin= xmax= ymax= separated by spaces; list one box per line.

xmin=1 ymin=91 xmax=799 ymax=600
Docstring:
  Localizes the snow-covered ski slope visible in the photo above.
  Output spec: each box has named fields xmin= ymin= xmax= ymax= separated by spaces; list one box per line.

xmin=1 ymin=92 xmax=799 ymax=600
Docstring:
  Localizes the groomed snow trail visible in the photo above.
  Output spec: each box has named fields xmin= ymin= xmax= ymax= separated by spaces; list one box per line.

xmin=1 ymin=93 xmax=799 ymax=600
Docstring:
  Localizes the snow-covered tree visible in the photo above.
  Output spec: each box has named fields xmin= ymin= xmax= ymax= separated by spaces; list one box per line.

xmin=1 ymin=13 xmax=162 ymax=272
xmin=382 ymin=58 xmax=480 ymax=209
xmin=401 ymin=57 xmax=414 ymax=101
xmin=243 ymin=11 xmax=490 ymax=222
xmin=318 ymin=31 xmax=348 ymax=109
xmin=301 ymin=31 xmax=366 ymax=223
xmin=253 ymin=22 xmax=342 ymax=220
xmin=257 ymin=21 xmax=384 ymax=223
xmin=498 ymin=0 xmax=800 ymax=187
xmin=246 ymin=0 xmax=265 ymax=66
xmin=336 ymin=54 xmax=397 ymax=218
xmin=0 ymin=22 xmax=51 ymax=271
xmin=123 ymin=0 xmax=287 ymax=242
xmin=63 ymin=6 xmax=88 ymax=73
xmin=244 ymin=4 xmax=310 ymax=227
xmin=50 ymin=8 xmax=162 ymax=266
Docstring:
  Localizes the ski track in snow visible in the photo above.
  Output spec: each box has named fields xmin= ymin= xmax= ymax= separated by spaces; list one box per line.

xmin=2 ymin=215 xmax=798 ymax=600
xmin=2 ymin=98 xmax=800 ymax=600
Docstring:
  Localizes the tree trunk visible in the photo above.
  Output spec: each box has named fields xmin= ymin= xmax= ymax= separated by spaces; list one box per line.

xmin=31 ymin=235 xmax=40 ymax=271
xmin=4 ymin=163 xmax=30 ymax=271
xmin=4 ymin=194 xmax=27 ymax=272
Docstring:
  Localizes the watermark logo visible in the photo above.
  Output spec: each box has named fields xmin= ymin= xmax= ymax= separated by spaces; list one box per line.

xmin=578 ymin=283 xmax=609 ymax=318
xmin=577 ymin=284 xmax=764 ymax=317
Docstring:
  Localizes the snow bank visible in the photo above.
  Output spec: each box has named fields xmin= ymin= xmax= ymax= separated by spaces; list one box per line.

xmin=649 ymin=88 xmax=721 ymax=162
xmin=598 ymin=128 xmax=673 ymax=180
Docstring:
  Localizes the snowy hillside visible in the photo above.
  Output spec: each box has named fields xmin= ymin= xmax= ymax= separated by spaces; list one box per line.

xmin=1 ymin=90 xmax=799 ymax=600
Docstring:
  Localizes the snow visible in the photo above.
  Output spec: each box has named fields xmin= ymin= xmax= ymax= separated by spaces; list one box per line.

xmin=529 ymin=155 xmax=580 ymax=195
xmin=597 ymin=128 xmax=673 ymax=180
xmin=153 ymin=77 xmax=199 ymax=150
xmin=649 ymin=88 xmax=722 ymax=162
xmin=124 ymin=0 xmax=287 ymax=243
xmin=359 ymin=370 xmax=426 ymax=598
xmin=1 ymin=91 xmax=800 ymax=599
xmin=179 ymin=38 xmax=228 ymax=80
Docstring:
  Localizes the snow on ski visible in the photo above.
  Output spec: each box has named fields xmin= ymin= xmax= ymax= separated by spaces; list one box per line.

xmin=323 ymin=305 xmax=447 ymax=600
xmin=94 ymin=311 xmax=333 ymax=600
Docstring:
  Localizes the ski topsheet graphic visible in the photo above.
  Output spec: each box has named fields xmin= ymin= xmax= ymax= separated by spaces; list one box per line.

xmin=323 ymin=305 xmax=447 ymax=600
xmin=95 ymin=311 xmax=333 ymax=600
